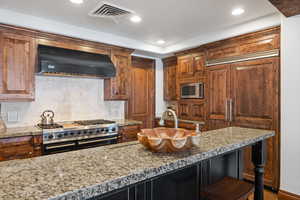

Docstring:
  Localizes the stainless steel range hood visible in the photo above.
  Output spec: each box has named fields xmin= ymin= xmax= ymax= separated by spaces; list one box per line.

xmin=37 ymin=45 xmax=116 ymax=78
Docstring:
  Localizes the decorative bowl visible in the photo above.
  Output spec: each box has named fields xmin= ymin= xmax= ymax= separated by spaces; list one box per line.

xmin=137 ymin=128 xmax=200 ymax=153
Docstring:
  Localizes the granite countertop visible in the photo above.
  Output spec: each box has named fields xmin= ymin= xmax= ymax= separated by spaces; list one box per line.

xmin=115 ymin=119 xmax=143 ymax=127
xmin=0 ymin=126 xmax=42 ymax=139
xmin=156 ymin=117 xmax=205 ymax=125
xmin=0 ymin=127 xmax=274 ymax=200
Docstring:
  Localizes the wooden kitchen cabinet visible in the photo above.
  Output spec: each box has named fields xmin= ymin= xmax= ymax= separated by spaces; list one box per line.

xmin=238 ymin=29 xmax=280 ymax=55
xmin=177 ymin=52 xmax=205 ymax=80
xmin=206 ymin=42 xmax=239 ymax=61
xmin=118 ymin=125 xmax=141 ymax=143
xmin=163 ymin=56 xmax=177 ymax=101
xmin=0 ymin=135 xmax=42 ymax=162
xmin=104 ymin=50 xmax=133 ymax=100
xmin=231 ymin=58 xmax=280 ymax=190
xmin=206 ymin=27 xmax=279 ymax=61
xmin=206 ymin=57 xmax=280 ymax=190
xmin=177 ymin=55 xmax=194 ymax=79
xmin=178 ymin=100 xmax=206 ymax=122
xmin=0 ymin=32 xmax=36 ymax=101
xmin=207 ymin=64 xmax=231 ymax=130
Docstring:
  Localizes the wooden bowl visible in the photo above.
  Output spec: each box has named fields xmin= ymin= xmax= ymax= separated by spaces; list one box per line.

xmin=137 ymin=128 xmax=200 ymax=153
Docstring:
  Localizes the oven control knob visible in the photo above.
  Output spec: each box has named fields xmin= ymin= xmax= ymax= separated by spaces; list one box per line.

xmin=48 ymin=134 xmax=54 ymax=139
xmin=70 ymin=132 xmax=74 ymax=135
xmin=96 ymin=129 xmax=100 ymax=133
xmin=88 ymin=131 xmax=93 ymax=134
xmin=83 ymin=131 xmax=87 ymax=134
xmin=57 ymin=134 xmax=62 ymax=138
xmin=64 ymin=132 xmax=69 ymax=136
xmin=111 ymin=127 xmax=116 ymax=132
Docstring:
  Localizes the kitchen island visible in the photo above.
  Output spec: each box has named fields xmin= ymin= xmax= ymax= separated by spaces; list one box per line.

xmin=0 ymin=127 xmax=274 ymax=200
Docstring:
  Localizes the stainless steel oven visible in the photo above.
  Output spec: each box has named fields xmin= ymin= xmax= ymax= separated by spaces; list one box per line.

xmin=180 ymin=82 xmax=204 ymax=99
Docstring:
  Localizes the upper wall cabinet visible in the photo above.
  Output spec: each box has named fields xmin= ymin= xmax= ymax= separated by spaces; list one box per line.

xmin=177 ymin=52 xmax=205 ymax=80
xmin=163 ymin=57 xmax=177 ymax=101
xmin=206 ymin=27 xmax=280 ymax=61
xmin=104 ymin=50 xmax=133 ymax=100
xmin=238 ymin=29 xmax=280 ymax=55
xmin=0 ymin=32 xmax=36 ymax=101
xmin=206 ymin=42 xmax=239 ymax=61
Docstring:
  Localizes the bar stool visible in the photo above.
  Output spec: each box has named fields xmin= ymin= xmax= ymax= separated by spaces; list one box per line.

xmin=201 ymin=177 xmax=254 ymax=200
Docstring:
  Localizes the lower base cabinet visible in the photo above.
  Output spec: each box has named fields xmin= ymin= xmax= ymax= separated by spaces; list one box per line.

xmin=0 ymin=135 xmax=42 ymax=161
xmin=89 ymin=151 xmax=242 ymax=200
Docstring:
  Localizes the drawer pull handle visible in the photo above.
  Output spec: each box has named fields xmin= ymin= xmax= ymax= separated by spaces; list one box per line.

xmin=78 ymin=137 xmax=118 ymax=145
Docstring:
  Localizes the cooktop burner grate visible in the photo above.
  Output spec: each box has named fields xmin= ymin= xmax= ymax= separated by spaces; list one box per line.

xmin=75 ymin=119 xmax=116 ymax=126
xmin=37 ymin=123 xmax=63 ymax=129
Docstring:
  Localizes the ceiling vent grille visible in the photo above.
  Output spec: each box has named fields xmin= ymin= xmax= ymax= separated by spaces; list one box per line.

xmin=89 ymin=2 xmax=133 ymax=18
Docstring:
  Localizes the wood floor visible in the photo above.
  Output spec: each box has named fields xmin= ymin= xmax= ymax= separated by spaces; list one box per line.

xmin=248 ymin=190 xmax=278 ymax=200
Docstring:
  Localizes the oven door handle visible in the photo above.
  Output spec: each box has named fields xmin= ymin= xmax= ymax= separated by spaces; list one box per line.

xmin=78 ymin=137 xmax=118 ymax=145
xmin=45 ymin=143 xmax=76 ymax=150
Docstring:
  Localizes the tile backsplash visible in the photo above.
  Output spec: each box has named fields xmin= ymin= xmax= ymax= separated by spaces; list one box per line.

xmin=0 ymin=76 xmax=125 ymax=128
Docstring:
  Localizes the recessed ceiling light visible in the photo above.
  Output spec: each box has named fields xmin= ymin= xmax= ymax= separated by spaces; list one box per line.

xmin=130 ymin=15 xmax=142 ymax=23
xmin=232 ymin=8 xmax=245 ymax=16
xmin=157 ymin=40 xmax=166 ymax=45
xmin=70 ymin=0 xmax=83 ymax=4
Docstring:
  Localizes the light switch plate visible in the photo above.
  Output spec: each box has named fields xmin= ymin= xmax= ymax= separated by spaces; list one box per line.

xmin=7 ymin=111 xmax=19 ymax=122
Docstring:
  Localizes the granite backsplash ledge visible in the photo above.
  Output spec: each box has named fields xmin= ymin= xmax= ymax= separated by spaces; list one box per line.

xmin=0 ymin=126 xmax=42 ymax=139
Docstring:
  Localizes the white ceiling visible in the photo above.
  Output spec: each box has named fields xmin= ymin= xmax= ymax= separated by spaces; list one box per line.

xmin=0 ymin=0 xmax=280 ymax=55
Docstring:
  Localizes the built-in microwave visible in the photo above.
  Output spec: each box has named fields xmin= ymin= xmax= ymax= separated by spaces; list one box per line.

xmin=181 ymin=82 xmax=204 ymax=99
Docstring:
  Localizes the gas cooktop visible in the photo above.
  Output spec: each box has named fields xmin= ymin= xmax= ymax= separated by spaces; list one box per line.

xmin=75 ymin=119 xmax=116 ymax=126
xmin=39 ymin=119 xmax=119 ymax=145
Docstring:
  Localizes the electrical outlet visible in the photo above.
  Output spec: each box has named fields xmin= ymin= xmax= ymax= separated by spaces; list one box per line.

xmin=7 ymin=111 xmax=19 ymax=122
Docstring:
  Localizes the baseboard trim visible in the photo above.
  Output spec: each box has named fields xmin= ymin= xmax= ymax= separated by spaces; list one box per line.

xmin=278 ymin=190 xmax=300 ymax=200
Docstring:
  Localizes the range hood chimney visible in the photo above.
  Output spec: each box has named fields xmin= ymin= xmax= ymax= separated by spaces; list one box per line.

xmin=37 ymin=45 xmax=116 ymax=78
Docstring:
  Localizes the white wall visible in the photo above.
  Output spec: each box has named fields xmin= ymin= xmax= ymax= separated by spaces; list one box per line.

xmin=280 ymin=15 xmax=300 ymax=195
xmin=1 ymin=76 xmax=125 ymax=128
xmin=155 ymin=59 xmax=167 ymax=117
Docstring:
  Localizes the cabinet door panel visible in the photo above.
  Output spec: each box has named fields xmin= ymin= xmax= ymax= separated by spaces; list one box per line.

xmin=239 ymin=33 xmax=279 ymax=55
xmin=164 ymin=64 xmax=177 ymax=101
xmin=177 ymin=55 xmax=194 ymax=79
xmin=113 ymin=54 xmax=130 ymax=97
xmin=152 ymin=165 xmax=199 ymax=200
xmin=207 ymin=65 xmax=231 ymax=130
xmin=193 ymin=53 xmax=205 ymax=74
xmin=0 ymin=32 xmax=36 ymax=101
xmin=231 ymin=58 xmax=277 ymax=127
xmin=0 ymin=136 xmax=35 ymax=161
xmin=231 ymin=57 xmax=279 ymax=189
xmin=178 ymin=101 xmax=190 ymax=120
xmin=207 ymin=43 xmax=239 ymax=60
xmin=104 ymin=51 xmax=131 ymax=100
xmin=119 ymin=125 xmax=141 ymax=143
xmin=190 ymin=101 xmax=206 ymax=121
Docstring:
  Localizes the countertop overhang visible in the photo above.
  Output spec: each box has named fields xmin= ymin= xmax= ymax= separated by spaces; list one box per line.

xmin=0 ymin=127 xmax=274 ymax=200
